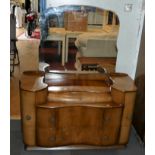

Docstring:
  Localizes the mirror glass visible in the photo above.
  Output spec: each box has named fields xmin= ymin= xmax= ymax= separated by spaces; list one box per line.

xmin=39 ymin=5 xmax=120 ymax=72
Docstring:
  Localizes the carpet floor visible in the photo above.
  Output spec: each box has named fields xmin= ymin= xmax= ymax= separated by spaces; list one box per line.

xmin=11 ymin=120 xmax=145 ymax=155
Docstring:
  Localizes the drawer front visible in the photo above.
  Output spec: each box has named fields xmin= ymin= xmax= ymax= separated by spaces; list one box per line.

xmin=36 ymin=106 xmax=122 ymax=147
xmin=36 ymin=108 xmax=56 ymax=128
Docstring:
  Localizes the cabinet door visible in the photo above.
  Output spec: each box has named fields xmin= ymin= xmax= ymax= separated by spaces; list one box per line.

xmin=36 ymin=106 xmax=122 ymax=147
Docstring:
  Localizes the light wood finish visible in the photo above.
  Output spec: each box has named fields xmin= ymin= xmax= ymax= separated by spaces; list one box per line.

xmin=48 ymin=85 xmax=110 ymax=93
xmin=20 ymin=70 xmax=136 ymax=148
xmin=118 ymin=92 xmax=136 ymax=144
xmin=20 ymin=91 xmax=36 ymax=145
xmin=48 ymin=91 xmax=112 ymax=103
xmin=10 ymin=78 xmax=20 ymax=119
xmin=20 ymin=71 xmax=48 ymax=145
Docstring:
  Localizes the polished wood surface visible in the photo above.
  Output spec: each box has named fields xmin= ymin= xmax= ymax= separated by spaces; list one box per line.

xmin=20 ymin=70 xmax=136 ymax=148
xmin=47 ymin=92 xmax=112 ymax=103
xmin=20 ymin=71 xmax=47 ymax=92
xmin=36 ymin=107 xmax=122 ymax=147
xmin=20 ymin=71 xmax=48 ymax=146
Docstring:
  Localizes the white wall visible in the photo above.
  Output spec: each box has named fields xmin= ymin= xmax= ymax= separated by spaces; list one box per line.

xmin=46 ymin=0 xmax=145 ymax=79
xmin=31 ymin=0 xmax=38 ymax=12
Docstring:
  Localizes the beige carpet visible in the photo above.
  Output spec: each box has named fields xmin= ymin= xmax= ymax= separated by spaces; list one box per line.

xmin=10 ymin=40 xmax=40 ymax=119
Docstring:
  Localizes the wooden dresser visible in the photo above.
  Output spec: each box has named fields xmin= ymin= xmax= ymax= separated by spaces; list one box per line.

xmin=20 ymin=70 xmax=136 ymax=149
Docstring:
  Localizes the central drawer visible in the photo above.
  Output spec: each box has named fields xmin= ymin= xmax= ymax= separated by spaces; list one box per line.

xmin=36 ymin=104 xmax=123 ymax=147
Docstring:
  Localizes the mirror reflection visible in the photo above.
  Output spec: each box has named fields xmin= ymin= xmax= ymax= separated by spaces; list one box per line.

xmin=39 ymin=5 xmax=119 ymax=72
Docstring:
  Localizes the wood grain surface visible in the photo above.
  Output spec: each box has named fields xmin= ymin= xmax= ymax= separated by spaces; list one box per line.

xmin=20 ymin=71 xmax=136 ymax=147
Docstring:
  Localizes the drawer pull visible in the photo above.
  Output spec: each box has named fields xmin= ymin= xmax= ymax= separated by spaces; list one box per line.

xmin=49 ymin=136 xmax=56 ymax=142
xmin=103 ymin=117 xmax=111 ymax=122
xmin=49 ymin=117 xmax=56 ymax=126
xmin=102 ymin=135 xmax=109 ymax=141
xmin=25 ymin=115 xmax=31 ymax=120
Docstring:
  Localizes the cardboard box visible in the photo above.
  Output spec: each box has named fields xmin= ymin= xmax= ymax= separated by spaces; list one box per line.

xmin=64 ymin=11 xmax=88 ymax=31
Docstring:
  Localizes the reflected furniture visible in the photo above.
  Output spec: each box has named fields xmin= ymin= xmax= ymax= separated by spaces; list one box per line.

xmin=75 ymin=57 xmax=116 ymax=72
xmin=47 ymin=25 xmax=118 ymax=66
xmin=74 ymin=25 xmax=118 ymax=59
xmin=46 ymin=28 xmax=66 ymax=66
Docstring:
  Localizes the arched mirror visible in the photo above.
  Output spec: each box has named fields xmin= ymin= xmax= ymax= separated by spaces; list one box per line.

xmin=39 ymin=5 xmax=120 ymax=72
